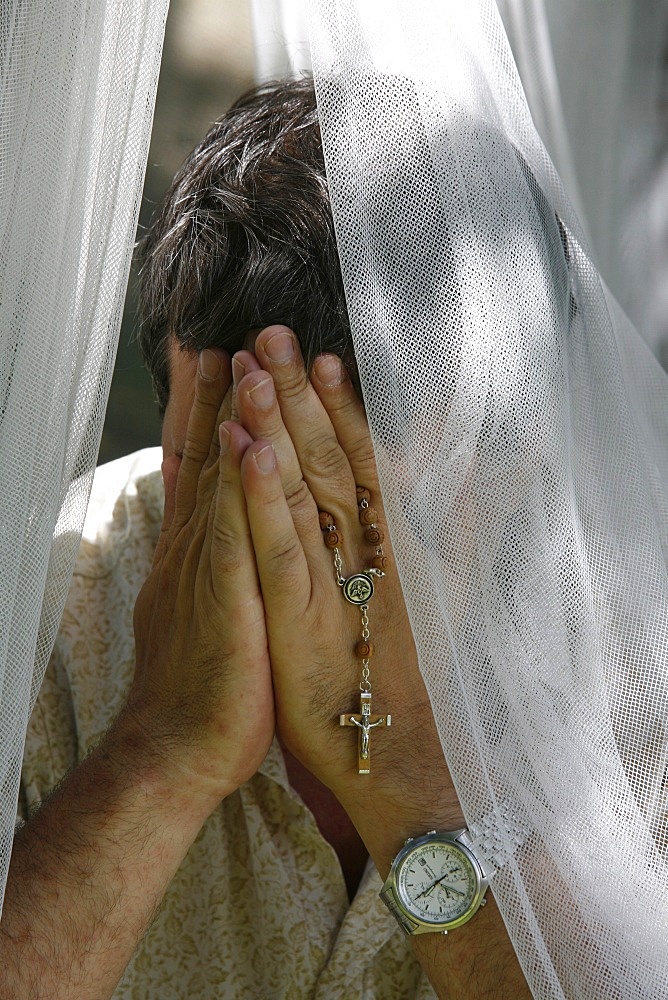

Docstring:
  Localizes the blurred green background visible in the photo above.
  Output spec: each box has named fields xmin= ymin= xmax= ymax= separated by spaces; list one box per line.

xmin=99 ymin=0 xmax=255 ymax=464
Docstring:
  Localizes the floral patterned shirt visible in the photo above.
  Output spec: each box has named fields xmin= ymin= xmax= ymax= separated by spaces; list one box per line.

xmin=20 ymin=449 xmax=435 ymax=1000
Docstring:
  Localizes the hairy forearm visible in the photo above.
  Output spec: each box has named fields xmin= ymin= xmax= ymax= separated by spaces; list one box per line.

xmin=410 ymin=893 xmax=530 ymax=1000
xmin=0 ymin=712 xmax=214 ymax=1000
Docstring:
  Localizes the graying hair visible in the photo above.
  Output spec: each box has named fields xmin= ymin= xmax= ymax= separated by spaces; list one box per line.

xmin=137 ymin=78 xmax=351 ymax=416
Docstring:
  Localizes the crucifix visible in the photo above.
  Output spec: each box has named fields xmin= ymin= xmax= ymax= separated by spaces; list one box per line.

xmin=339 ymin=691 xmax=391 ymax=774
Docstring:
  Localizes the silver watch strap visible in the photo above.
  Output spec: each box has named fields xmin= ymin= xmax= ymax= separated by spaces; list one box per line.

xmin=468 ymin=798 xmax=532 ymax=876
xmin=380 ymin=885 xmax=426 ymax=935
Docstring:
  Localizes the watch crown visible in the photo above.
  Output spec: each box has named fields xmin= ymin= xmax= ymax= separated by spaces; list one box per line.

xmin=426 ymin=829 xmax=437 ymax=836
xmin=480 ymin=896 xmax=487 ymax=906
xmin=404 ymin=836 xmax=414 ymax=845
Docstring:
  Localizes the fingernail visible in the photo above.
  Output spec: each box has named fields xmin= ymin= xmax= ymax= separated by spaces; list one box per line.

xmin=219 ymin=424 xmax=230 ymax=455
xmin=264 ymin=331 xmax=295 ymax=363
xmin=231 ymin=356 xmax=246 ymax=387
xmin=254 ymin=444 xmax=276 ymax=473
xmin=248 ymin=376 xmax=274 ymax=409
xmin=199 ymin=349 xmax=221 ymax=381
xmin=313 ymin=354 xmax=344 ymax=386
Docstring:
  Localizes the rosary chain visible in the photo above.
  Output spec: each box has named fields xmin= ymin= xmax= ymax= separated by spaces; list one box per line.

xmin=360 ymin=604 xmax=371 ymax=692
xmin=325 ymin=522 xmax=373 ymax=690
xmin=333 ymin=539 xmax=345 ymax=586
xmin=320 ymin=491 xmax=392 ymax=774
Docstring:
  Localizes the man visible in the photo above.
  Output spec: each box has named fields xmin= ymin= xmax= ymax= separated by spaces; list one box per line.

xmin=2 ymin=79 xmax=529 ymax=998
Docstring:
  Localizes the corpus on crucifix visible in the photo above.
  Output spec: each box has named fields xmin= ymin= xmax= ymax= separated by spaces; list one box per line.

xmin=339 ymin=691 xmax=391 ymax=774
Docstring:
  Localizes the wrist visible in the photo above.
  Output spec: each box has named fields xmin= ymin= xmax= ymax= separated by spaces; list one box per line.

xmin=329 ymin=690 xmax=463 ymax=877
xmin=334 ymin=773 xmax=465 ymax=880
xmin=105 ymin=706 xmax=230 ymax=831
xmin=360 ymin=792 xmax=531 ymax=1000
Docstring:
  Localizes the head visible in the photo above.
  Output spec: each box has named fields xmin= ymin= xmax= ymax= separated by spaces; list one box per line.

xmin=137 ymin=77 xmax=351 ymax=452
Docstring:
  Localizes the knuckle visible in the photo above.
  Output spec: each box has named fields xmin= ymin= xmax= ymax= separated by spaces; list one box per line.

xmin=326 ymin=386 xmax=359 ymax=416
xmin=196 ymin=374 xmax=227 ymax=406
xmin=181 ymin=433 xmax=211 ymax=467
xmin=195 ymin=463 xmax=218 ymax=502
xmin=183 ymin=391 xmax=224 ymax=455
xmin=348 ymin=437 xmax=377 ymax=473
xmin=300 ymin=432 xmax=347 ymax=479
xmin=262 ymin=533 xmax=303 ymax=586
xmin=283 ymin=476 xmax=314 ymax=516
xmin=190 ymin=392 xmax=223 ymax=435
xmin=273 ymin=366 xmax=310 ymax=402
xmin=211 ymin=520 xmax=243 ymax=574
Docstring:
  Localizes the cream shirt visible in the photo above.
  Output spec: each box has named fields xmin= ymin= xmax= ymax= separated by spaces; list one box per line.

xmin=20 ymin=449 xmax=436 ymax=1000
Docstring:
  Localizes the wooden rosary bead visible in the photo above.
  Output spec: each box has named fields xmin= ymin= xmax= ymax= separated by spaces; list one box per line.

xmin=365 ymin=527 xmax=384 ymax=545
xmin=372 ymin=555 xmax=389 ymax=571
xmin=359 ymin=506 xmax=378 ymax=525
xmin=324 ymin=531 xmax=342 ymax=548
xmin=319 ymin=511 xmax=335 ymax=529
xmin=355 ymin=640 xmax=375 ymax=659
xmin=356 ymin=486 xmax=371 ymax=504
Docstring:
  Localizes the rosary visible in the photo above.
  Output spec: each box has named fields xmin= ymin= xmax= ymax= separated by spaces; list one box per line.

xmin=319 ymin=487 xmax=391 ymax=774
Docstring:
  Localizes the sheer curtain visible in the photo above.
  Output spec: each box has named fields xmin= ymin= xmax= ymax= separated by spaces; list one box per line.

xmin=250 ymin=0 xmax=310 ymax=81
xmin=498 ymin=0 xmax=668 ymax=363
xmin=307 ymin=1 xmax=668 ymax=996
xmin=0 ymin=0 xmax=168 ymax=910
xmin=256 ymin=0 xmax=668 ymax=362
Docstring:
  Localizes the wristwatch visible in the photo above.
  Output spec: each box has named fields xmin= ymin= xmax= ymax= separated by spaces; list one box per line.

xmin=380 ymin=801 xmax=530 ymax=935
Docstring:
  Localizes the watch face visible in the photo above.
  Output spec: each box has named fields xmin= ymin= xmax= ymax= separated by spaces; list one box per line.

xmin=396 ymin=839 xmax=481 ymax=926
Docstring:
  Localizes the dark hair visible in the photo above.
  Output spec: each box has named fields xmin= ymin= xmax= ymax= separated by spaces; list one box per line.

xmin=137 ymin=78 xmax=350 ymax=416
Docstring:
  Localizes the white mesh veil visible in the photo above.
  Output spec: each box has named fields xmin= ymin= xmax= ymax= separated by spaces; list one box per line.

xmin=250 ymin=0 xmax=310 ymax=82
xmin=0 ymin=0 xmax=167 ymax=910
xmin=497 ymin=0 xmax=668 ymax=365
xmin=307 ymin=0 xmax=668 ymax=996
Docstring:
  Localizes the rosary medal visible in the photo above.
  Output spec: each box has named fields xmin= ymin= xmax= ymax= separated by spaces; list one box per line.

xmin=343 ymin=572 xmax=374 ymax=605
